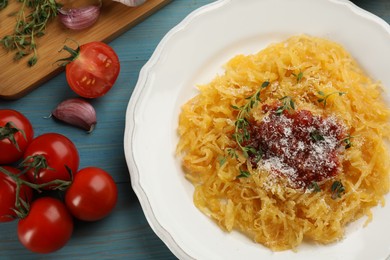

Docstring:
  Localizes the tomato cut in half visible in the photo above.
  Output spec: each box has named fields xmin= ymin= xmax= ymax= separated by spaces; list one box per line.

xmin=65 ymin=42 xmax=120 ymax=98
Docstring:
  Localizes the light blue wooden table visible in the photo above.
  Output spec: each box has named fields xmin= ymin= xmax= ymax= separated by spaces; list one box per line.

xmin=0 ymin=0 xmax=389 ymax=259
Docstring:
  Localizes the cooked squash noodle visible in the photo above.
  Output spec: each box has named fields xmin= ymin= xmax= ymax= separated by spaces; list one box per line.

xmin=176 ymin=35 xmax=390 ymax=251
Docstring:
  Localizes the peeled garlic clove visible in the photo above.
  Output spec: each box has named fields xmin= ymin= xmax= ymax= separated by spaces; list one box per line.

xmin=112 ymin=0 xmax=146 ymax=7
xmin=52 ymin=98 xmax=97 ymax=133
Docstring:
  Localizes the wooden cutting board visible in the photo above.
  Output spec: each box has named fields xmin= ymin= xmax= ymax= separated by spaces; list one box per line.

xmin=0 ymin=0 xmax=171 ymax=100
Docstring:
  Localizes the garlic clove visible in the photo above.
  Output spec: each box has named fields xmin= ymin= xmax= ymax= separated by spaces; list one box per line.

xmin=52 ymin=98 xmax=97 ymax=133
xmin=112 ymin=0 xmax=146 ymax=7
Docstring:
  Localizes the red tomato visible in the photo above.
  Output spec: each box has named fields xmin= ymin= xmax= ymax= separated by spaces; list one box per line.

xmin=0 ymin=166 xmax=33 ymax=222
xmin=23 ymin=133 xmax=79 ymax=187
xmin=65 ymin=42 xmax=120 ymax=98
xmin=0 ymin=109 xmax=34 ymax=164
xmin=65 ymin=167 xmax=117 ymax=221
xmin=17 ymin=197 xmax=73 ymax=253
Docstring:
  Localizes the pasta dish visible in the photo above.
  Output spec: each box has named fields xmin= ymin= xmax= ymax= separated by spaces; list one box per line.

xmin=176 ymin=35 xmax=390 ymax=251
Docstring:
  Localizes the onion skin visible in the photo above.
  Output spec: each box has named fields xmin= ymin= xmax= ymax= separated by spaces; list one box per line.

xmin=52 ymin=98 xmax=97 ymax=132
xmin=58 ymin=5 xmax=101 ymax=30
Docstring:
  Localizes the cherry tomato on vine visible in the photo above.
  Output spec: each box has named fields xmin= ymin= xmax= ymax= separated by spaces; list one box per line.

xmin=17 ymin=197 xmax=73 ymax=253
xmin=23 ymin=133 xmax=79 ymax=187
xmin=61 ymin=41 xmax=120 ymax=98
xmin=0 ymin=166 xmax=33 ymax=222
xmin=0 ymin=109 xmax=34 ymax=164
xmin=65 ymin=167 xmax=118 ymax=221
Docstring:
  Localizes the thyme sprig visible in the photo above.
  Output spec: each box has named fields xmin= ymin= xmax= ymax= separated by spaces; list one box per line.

xmin=317 ymin=91 xmax=346 ymax=108
xmin=219 ymin=82 xmax=269 ymax=178
xmin=230 ymin=81 xmax=269 ymax=158
xmin=0 ymin=0 xmax=60 ymax=66
xmin=275 ymin=96 xmax=295 ymax=115
xmin=226 ymin=147 xmax=238 ymax=160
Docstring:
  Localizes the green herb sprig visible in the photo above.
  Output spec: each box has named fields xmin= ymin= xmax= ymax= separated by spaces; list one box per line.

xmin=230 ymin=81 xmax=269 ymax=158
xmin=0 ymin=0 xmax=60 ymax=66
xmin=317 ymin=91 xmax=346 ymax=108
xmin=275 ymin=96 xmax=295 ymax=115
xmin=226 ymin=147 xmax=238 ymax=160
xmin=331 ymin=180 xmax=345 ymax=199
xmin=220 ymin=81 xmax=269 ymax=178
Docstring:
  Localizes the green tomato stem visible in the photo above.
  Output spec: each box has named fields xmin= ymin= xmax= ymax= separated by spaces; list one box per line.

xmin=0 ymin=166 xmax=72 ymax=218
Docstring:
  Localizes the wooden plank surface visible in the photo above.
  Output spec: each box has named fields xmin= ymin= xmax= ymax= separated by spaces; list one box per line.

xmin=0 ymin=0 xmax=171 ymax=100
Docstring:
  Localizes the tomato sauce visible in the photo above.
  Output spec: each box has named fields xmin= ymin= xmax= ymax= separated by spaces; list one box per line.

xmin=244 ymin=105 xmax=345 ymax=189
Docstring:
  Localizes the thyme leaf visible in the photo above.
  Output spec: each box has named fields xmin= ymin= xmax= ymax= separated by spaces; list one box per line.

xmin=227 ymin=148 xmax=239 ymax=159
xmin=317 ymin=91 xmax=346 ymax=108
xmin=310 ymin=130 xmax=325 ymax=142
xmin=218 ymin=156 xmax=227 ymax=166
xmin=245 ymin=146 xmax=262 ymax=164
xmin=331 ymin=180 xmax=345 ymax=199
xmin=275 ymin=96 xmax=295 ymax=115
xmin=308 ymin=181 xmax=321 ymax=193
xmin=237 ymin=168 xmax=250 ymax=178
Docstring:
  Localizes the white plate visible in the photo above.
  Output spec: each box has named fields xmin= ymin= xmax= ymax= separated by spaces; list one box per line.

xmin=124 ymin=0 xmax=390 ymax=259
